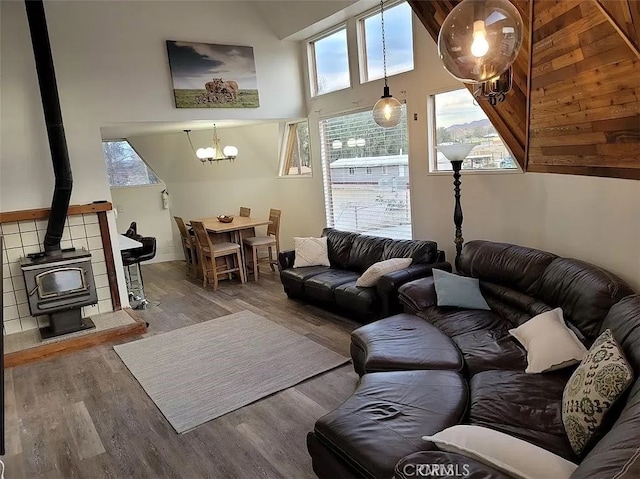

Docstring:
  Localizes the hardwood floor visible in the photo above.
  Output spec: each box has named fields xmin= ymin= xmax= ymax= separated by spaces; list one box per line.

xmin=1 ymin=261 xmax=361 ymax=479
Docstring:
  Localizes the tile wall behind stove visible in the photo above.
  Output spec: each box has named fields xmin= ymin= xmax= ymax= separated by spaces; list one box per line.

xmin=2 ymin=213 xmax=113 ymax=335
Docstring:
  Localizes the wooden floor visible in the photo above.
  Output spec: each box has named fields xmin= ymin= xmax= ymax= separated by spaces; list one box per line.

xmin=1 ymin=261 xmax=360 ymax=479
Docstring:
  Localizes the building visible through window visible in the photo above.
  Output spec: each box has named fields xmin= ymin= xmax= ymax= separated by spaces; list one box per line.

xmin=320 ymin=106 xmax=411 ymax=240
xmin=430 ymin=89 xmax=518 ymax=172
xmin=102 ymin=140 xmax=162 ymax=187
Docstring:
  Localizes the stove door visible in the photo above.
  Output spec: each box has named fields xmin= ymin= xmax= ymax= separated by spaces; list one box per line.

xmin=36 ymin=267 xmax=87 ymax=299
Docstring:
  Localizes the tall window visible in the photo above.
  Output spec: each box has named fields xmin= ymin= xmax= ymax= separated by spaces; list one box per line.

xmin=309 ymin=27 xmax=350 ymax=96
xmin=279 ymin=121 xmax=312 ymax=177
xmin=429 ymin=89 xmax=518 ymax=172
xmin=320 ymin=107 xmax=411 ymax=240
xmin=102 ymin=140 xmax=162 ymax=187
xmin=359 ymin=1 xmax=414 ymax=83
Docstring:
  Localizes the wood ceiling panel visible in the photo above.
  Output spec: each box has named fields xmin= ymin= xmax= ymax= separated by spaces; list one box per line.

xmin=407 ymin=0 xmax=530 ymax=169
xmin=528 ymin=0 xmax=640 ymax=179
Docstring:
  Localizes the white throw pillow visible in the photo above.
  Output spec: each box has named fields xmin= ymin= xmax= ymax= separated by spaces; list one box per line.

xmin=509 ymin=308 xmax=587 ymax=374
xmin=293 ymin=236 xmax=330 ymax=268
xmin=355 ymin=258 xmax=413 ymax=287
xmin=423 ymin=425 xmax=578 ymax=479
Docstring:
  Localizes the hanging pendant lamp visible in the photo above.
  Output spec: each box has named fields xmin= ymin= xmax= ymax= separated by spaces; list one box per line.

xmin=372 ymin=0 xmax=402 ymax=128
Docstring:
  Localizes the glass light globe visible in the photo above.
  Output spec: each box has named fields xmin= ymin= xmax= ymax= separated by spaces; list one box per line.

xmin=373 ymin=94 xmax=402 ymax=128
xmin=438 ymin=0 xmax=523 ymax=83
xmin=223 ymin=145 xmax=238 ymax=158
xmin=196 ymin=147 xmax=208 ymax=159
xmin=203 ymin=147 xmax=215 ymax=158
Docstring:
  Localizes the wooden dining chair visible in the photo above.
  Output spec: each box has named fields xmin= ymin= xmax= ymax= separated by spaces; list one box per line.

xmin=174 ymin=216 xmax=198 ymax=277
xmin=239 ymin=206 xmax=251 ymax=217
xmin=242 ymin=209 xmax=281 ymax=281
xmin=191 ymin=221 xmax=246 ymax=291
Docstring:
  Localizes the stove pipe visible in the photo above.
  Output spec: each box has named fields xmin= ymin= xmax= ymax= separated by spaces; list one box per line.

xmin=25 ymin=0 xmax=73 ymax=256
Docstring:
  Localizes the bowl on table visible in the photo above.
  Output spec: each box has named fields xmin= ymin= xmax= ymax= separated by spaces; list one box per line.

xmin=217 ymin=215 xmax=234 ymax=223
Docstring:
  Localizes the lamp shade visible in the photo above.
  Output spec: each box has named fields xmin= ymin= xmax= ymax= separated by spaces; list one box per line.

xmin=438 ymin=143 xmax=476 ymax=162
xmin=223 ymin=145 xmax=238 ymax=158
xmin=438 ymin=0 xmax=523 ymax=84
xmin=373 ymin=95 xmax=402 ymax=128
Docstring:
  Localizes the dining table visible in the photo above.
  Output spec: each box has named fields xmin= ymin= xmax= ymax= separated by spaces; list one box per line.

xmin=195 ymin=215 xmax=273 ymax=280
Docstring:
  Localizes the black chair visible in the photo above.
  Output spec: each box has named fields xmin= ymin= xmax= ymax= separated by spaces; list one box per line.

xmin=121 ymin=232 xmax=156 ymax=310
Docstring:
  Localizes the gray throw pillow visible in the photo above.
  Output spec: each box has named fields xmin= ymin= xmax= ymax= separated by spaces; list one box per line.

xmin=432 ymin=269 xmax=490 ymax=310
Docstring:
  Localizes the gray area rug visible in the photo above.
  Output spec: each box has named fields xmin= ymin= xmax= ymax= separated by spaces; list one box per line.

xmin=114 ymin=310 xmax=349 ymax=433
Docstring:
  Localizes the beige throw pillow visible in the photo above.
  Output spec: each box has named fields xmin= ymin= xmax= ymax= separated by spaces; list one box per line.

xmin=423 ymin=425 xmax=578 ymax=479
xmin=293 ymin=236 xmax=330 ymax=268
xmin=562 ymin=329 xmax=633 ymax=456
xmin=355 ymin=258 xmax=413 ymax=287
xmin=509 ymin=308 xmax=588 ymax=374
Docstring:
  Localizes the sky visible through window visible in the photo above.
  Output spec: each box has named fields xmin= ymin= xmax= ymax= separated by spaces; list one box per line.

xmin=314 ymin=29 xmax=350 ymax=95
xmin=434 ymin=89 xmax=488 ymax=128
xmin=363 ymin=2 xmax=414 ymax=81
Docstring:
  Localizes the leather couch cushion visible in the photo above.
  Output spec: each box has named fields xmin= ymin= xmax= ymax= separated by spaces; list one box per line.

xmin=537 ymin=258 xmax=634 ymax=341
xmin=469 ymin=369 xmax=577 ymax=462
xmin=350 ymin=314 xmax=463 ymax=375
xmin=304 ymin=270 xmax=360 ymax=302
xmin=347 ymin=234 xmax=389 ymax=272
xmin=418 ymin=307 xmax=505 ymax=338
xmin=398 ymin=276 xmax=437 ymax=313
xmin=601 ymin=295 xmax=640 ymax=376
xmin=382 ymin=239 xmax=437 ymax=264
xmin=481 ymin=282 xmax=552 ymax=327
xmin=279 ymin=266 xmax=330 ymax=297
xmin=322 ymin=228 xmax=359 ymax=269
xmin=335 ymin=281 xmax=379 ymax=316
xmin=314 ymin=370 xmax=467 ymax=479
xmin=457 ymin=240 xmax=558 ymax=295
xmin=451 ymin=327 xmax=527 ymax=375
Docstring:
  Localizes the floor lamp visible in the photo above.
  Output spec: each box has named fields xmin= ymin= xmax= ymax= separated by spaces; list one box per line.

xmin=437 ymin=144 xmax=475 ymax=268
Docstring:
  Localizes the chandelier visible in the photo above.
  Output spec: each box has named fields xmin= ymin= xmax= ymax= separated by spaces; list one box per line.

xmin=184 ymin=125 xmax=238 ymax=163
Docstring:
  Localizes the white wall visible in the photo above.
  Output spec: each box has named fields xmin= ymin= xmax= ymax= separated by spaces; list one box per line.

xmin=305 ymin=9 xmax=640 ymax=291
xmin=1 ymin=0 xmax=306 ymax=302
xmin=111 ymin=185 xmax=176 ymax=263
xmin=128 ymin=122 xmax=327 ymax=258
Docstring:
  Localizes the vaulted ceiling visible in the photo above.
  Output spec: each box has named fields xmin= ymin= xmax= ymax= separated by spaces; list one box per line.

xmin=408 ymin=0 xmax=640 ymax=180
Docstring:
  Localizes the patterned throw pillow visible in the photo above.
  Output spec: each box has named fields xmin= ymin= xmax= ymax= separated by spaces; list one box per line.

xmin=562 ymin=329 xmax=634 ymax=456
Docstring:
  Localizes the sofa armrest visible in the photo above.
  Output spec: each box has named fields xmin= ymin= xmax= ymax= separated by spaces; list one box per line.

xmin=376 ymin=262 xmax=451 ymax=317
xmin=394 ymin=450 xmax=512 ymax=479
xmin=397 ymin=262 xmax=452 ymax=313
xmin=278 ymin=250 xmax=295 ymax=271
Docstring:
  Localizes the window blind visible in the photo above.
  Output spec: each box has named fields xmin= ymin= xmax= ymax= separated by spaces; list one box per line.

xmin=319 ymin=106 xmax=411 ymax=240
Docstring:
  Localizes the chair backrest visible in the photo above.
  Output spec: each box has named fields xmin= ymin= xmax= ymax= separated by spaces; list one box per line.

xmin=125 ymin=221 xmax=137 ymax=237
xmin=239 ymin=207 xmax=251 ymax=217
xmin=173 ymin=216 xmax=193 ymax=246
xmin=190 ymin=221 xmax=212 ymax=252
xmin=267 ymin=209 xmax=281 ymax=238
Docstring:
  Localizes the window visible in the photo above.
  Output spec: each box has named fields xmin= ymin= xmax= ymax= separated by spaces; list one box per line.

xmin=320 ymin=106 xmax=411 ymax=240
xmin=382 ymin=165 xmax=388 ymax=175
xmin=429 ymin=89 xmax=518 ymax=172
xmin=279 ymin=121 xmax=312 ymax=177
xmin=102 ymin=140 xmax=162 ymax=187
xmin=309 ymin=27 xmax=350 ymax=96
xmin=359 ymin=2 xmax=414 ymax=83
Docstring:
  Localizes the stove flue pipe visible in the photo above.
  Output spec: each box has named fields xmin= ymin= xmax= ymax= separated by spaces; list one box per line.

xmin=24 ymin=0 xmax=73 ymax=256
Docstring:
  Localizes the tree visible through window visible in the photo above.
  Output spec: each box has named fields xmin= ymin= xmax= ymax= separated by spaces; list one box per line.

xmin=280 ymin=121 xmax=311 ymax=177
xmin=430 ymin=89 xmax=518 ymax=172
xmin=102 ymin=140 xmax=162 ymax=187
xmin=320 ymin=107 xmax=411 ymax=240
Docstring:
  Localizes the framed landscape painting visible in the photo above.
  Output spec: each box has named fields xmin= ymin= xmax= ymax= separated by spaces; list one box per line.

xmin=166 ymin=41 xmax=260 ymax=108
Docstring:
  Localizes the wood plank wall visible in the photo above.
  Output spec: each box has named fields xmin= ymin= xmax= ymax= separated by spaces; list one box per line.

xmin=528 ymin=0 xmax=640 ymax=179
xmin=408 ymin=0 xmax=530 ymax=170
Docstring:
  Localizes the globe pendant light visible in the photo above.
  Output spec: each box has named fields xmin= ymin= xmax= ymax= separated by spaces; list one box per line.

xmin=438 ymin=0 xmax=523 ymax=84
xmin=372 ymin=0 xmax=402 ymax=128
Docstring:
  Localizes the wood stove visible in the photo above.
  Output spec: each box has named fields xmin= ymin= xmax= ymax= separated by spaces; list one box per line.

xmin=21 ymin=249 xmax=98 ymax=339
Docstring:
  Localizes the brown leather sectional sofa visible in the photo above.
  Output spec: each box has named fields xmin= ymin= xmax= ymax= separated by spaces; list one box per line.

xmin=279 ymin=228 xmax=449 ymax=320
xmin=307 ymin=240 xmax=640 ymax=478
